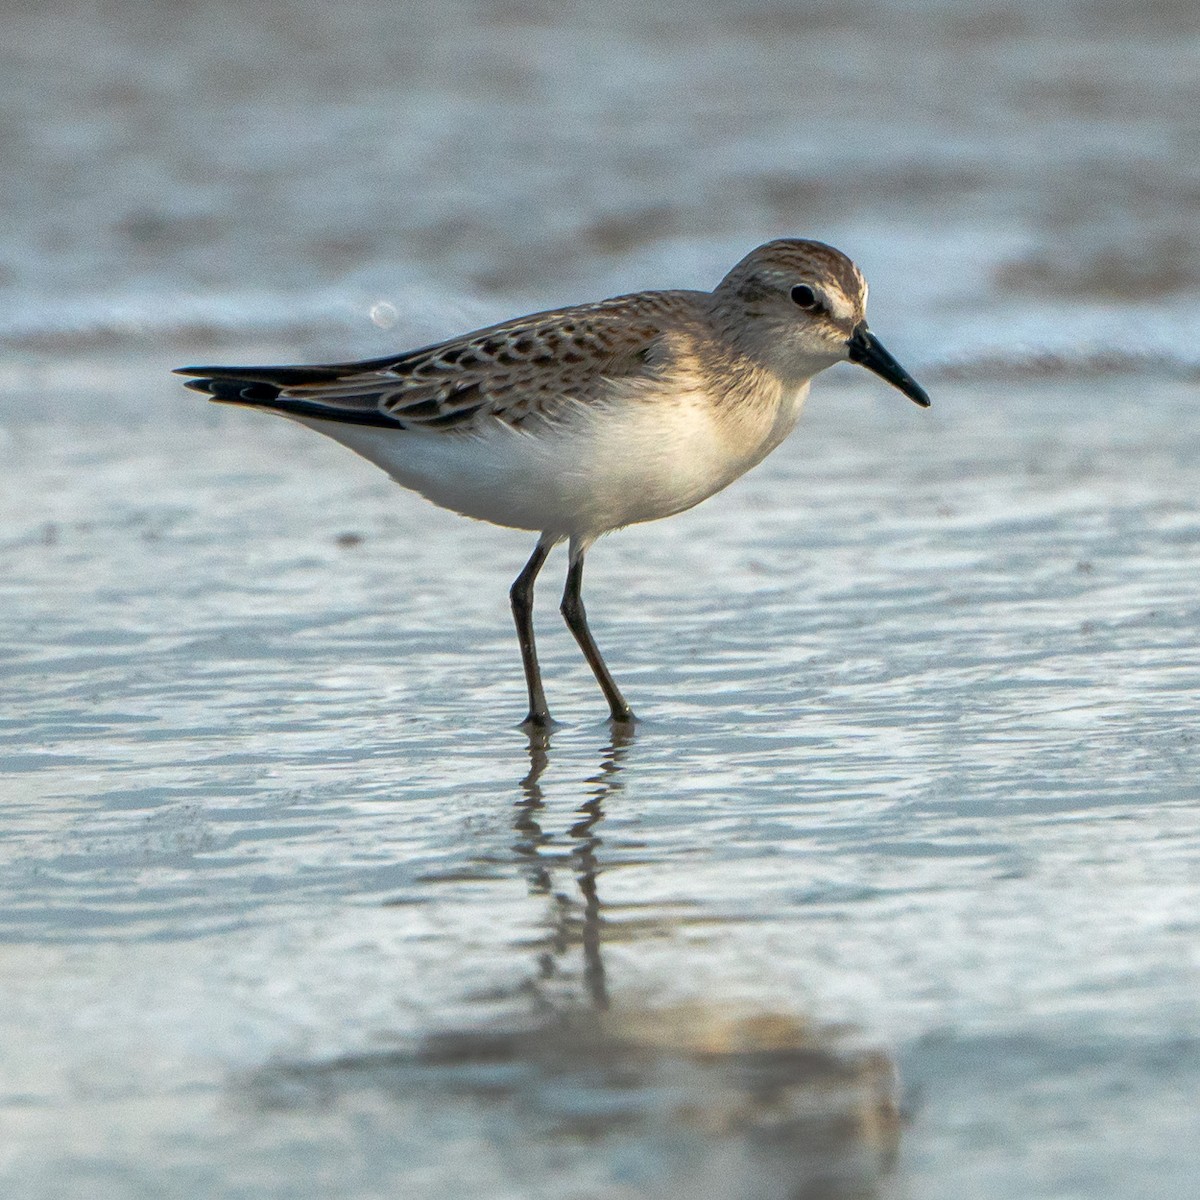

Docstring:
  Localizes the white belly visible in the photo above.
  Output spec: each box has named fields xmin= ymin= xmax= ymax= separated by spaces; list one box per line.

xmin=295 ymin=382 xmax=808 ymax=540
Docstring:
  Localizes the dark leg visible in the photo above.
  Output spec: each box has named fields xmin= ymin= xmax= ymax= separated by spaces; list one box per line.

xmin=560 ymin=546 xmax=635 ymax=724
xmin=511 ymin=536 xmax=556 ymax=727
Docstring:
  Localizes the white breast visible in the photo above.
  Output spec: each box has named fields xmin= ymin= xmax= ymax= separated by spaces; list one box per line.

xmin=294 ymin=375 xmax=810 ymax=540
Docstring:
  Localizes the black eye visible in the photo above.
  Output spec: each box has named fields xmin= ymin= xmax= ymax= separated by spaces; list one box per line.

xmin=790 ymin=284 xmax=819 ymax=310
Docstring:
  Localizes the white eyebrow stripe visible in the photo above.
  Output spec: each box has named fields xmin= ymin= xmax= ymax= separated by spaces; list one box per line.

xmin=825 ymin=285 xmax=857 ymax=322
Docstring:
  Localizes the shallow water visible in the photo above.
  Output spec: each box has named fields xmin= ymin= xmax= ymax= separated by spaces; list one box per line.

xmin=3 ymin=377 xmax=1199 ymax=1198
xmin=3 ymin=0 xmax=1200 ymax=1195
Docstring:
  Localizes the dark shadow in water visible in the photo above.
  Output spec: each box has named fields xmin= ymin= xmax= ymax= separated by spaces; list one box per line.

xmin=247 ymin=726 xmax=900 ymax=1199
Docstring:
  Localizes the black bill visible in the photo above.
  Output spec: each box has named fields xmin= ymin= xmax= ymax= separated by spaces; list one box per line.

xmin=847 ymin=323 xmax=931 ymax=408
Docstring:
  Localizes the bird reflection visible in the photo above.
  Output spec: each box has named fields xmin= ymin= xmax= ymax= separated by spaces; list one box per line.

xmin=251 ymin=722 xmax=901 ymax=1198
xmin=511 ymin=725 xmax=635 ymax=1013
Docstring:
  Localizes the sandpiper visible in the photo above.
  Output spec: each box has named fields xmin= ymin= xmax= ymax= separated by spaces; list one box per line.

xmin=177 ymin=239 xmax=929 ymax=727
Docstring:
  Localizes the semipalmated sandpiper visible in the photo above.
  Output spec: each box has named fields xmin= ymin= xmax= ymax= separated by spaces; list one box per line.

xmin=177 ymin=239 xmax=929 ymax=727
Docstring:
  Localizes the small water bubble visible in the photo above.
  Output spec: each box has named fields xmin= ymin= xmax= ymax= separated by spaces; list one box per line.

xmin=370 ymin=301 xmax=398 ymax=330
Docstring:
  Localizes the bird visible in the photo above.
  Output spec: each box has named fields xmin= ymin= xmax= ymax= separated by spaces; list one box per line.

xmin=176 ymin=238 xmax=930 ymax=728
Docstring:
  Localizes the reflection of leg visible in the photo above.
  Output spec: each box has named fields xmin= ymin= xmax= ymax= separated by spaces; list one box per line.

xmin=560 ymin=541 xmax=635 ymax=724
xmin=570 ymin=729 xmax=633 ymax=1010
xmin=512 ymin=724 xmax=637 ymax=1013
xmin=510 ymin=535 xmax=557 ymax=727
xmin=576 ymin=811 xmax=609 ymax=1010
xmin=514 ymin=730 xmax=553 ymax=894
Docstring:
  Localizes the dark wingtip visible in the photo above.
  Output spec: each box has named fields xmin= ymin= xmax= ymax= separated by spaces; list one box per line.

xmin=181 ymin=376 xmax=283 ymax=404
xmin=173 ymin=361 xmax=405 ymax=428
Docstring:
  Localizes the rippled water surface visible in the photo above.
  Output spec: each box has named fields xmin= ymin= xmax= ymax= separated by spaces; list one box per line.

xmin=3 ymin=0 xmax=1200 ymax=1196
xmin=4 ymin=378 xmax=1199 ymax=1198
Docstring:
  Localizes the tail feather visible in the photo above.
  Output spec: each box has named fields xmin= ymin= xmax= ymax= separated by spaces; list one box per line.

xmin=174 ymin=363 xmax=349 ymax=386
xmin=177 ymin=368 xmax=403 ymax=428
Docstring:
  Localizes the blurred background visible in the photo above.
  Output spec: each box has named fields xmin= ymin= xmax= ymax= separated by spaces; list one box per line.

xmin=2 ymin=2 xmax=1199 ymax=1199
xmin=3 ymin=0 xmax=1198 ymax=376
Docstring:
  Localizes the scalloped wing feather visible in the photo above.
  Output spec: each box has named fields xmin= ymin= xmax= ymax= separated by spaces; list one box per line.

xmin=273 ymin=291 xmax=695 ymax=432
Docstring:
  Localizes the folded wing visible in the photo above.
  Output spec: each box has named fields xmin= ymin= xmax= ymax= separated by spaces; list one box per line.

xmin=175 ymin=292 xmax=686 ymax=433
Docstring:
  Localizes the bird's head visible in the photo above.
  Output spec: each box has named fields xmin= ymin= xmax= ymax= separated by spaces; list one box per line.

xmin=712 ymin=238 xmax=930 ymax=407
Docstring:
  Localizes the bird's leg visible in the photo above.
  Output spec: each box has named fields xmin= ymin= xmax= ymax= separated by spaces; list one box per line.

xmin=560 ymin=541 xmax=635 ymax=725
xmin=511 ymin=535 xmax=557 ymax=728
